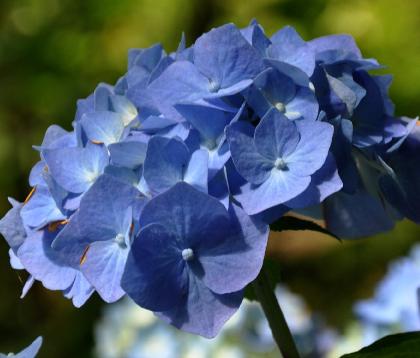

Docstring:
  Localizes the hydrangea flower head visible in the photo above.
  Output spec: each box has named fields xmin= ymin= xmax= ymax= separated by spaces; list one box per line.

xmin=0 ymin=20 xmax=418 ymax=339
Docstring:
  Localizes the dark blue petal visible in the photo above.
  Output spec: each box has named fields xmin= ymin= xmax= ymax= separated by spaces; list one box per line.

xmin=157 ymin=271 xmax=243 ymax=338
xmin=122 ymin=223 xmax=188 ymax=311
xmin=324 ymin=186 xmax=395 ymax=239
xmin=139 ymin=182 xmax=231 ymax=248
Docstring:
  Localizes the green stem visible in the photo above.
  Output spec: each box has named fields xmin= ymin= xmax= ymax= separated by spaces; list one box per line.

xmin=252 ymin=269 xmax=301 ymax=358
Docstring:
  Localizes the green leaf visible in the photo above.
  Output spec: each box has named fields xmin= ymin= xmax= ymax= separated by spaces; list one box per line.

xmin=341 ymin=332 xmax=420 ymax=357
xmin=270 ymin=216 xmax=341 ymax=241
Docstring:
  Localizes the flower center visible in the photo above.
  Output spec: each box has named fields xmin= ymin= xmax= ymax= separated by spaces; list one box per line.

xmin=274 ymin=102 xmax=286 ymax=113
xmin=182 ymin=248 xmax=194 ymax=261
xmin=208 ymin=79 xmax=221 ymax=93
xmin=115 ymin=233 xmax=127 ymax=248
xmin=274 ymin=157 xmax=287 ymax=170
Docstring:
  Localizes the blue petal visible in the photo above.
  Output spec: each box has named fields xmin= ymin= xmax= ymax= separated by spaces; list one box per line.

xmin=81 ymin=240 xmax=128 ymax=303
xmin=128 ymin=61 xmax=209 ymax=120
xmin=254 ymin=109 xmax=300 ymax=160
xmin=93 ymin=84 xmax=114 ymax=111
xmin=14 ymin=336 xmax=43 ymax=358
xmin=63 ymin=272 xmax=95 ymax=308
xmin=269 ymin=26 xmax=315 ymax=76
xmin=42 ymin=143 xmax=108 ymax=193
xmin=77 ymin=175 xmax=138 ymax=243
xmin=226 ymin=121 xmax=273 ymax=184
xmin=29 ymin=161 xmax=46 ymax=187
xmin=199 ymin=203 xmax=269 ymax=294
xmin=285 ymin=86 xmax=319 ymax=121
xmin=254 ymin=68 xmax=296 ymax=107
xmin=17 ymin=230 xmax=77 ymax=291
xmin=308 ymin=34 xmax=362 ymax=59
xmin=139 ymin=182 xmax=231 ymax=248
xmin=157 ymin=271 xmax=243 ymax=338
xmin=35 ymin=125 xmax=75 ymax=151
xmin=324 ymin=187 xmax=395 ymax=239
xmin=183 ymin=149 xmax=209 ymax=193
xmin=0 ymin=200 xmax=25 ymax=252
xmin=121 ymin=223 xmax=188 ymax=311
xmin=265 ymin=59 xmax=310 ymax=87
xmin=143 ymin=136 xmax=194 ymax=194
xmin=109 ymin=140 xmax=147 ymax=169
xmin=208 ymin=168 xmax=230 ymax=209
xmin=285 ymin=120 xmax=333 ymax=176
xmin=80 ymin=111 xmax=126 ymax=146
xmin=285 ymin=152 xmax=343 ymax=209
xmin=20 ymin=185 xmax=66 ymax=229
xmin=194 ymin=23 xmax=265 ymax=90
xmin=9 ymin=249 xmax=24 ymax=270
xmin=175 ymin=102 xmax=236 ymax=142
xmin=235 ymin=170 xmax=311 ymax=215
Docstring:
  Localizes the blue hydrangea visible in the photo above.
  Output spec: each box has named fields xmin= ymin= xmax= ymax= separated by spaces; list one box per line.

xmin=0 ymin=20 xmax=418 ymax=337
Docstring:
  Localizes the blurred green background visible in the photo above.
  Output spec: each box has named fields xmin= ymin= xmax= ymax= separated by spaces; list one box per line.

xmin=0 ymin=0 xmax=418 ymax=356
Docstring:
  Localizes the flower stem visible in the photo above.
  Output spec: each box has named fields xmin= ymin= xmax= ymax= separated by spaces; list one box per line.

xmin=252 ymin=269 xmax=301 ymax=358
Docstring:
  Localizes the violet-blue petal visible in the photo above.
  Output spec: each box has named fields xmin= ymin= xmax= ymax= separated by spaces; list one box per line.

xmin=143 ymin=136 xmax=189 ymax=193
xmin=108 ymin=140 xmax=147 ymax=169
xmin=128 ymin=61 xmax=208 ymax=120
xmin=42 ymin=143 xmax=108 ymax=193
xmin=308 ymin=34 xmax=362 ymax=59
xmin=76 ymin=175 xmax=138 ymax=243
xmin=285 ymin=153 xmax=343 ymax=209
xmin=226 ymin=121 xmax=272 ymax=185
xmin=324 ymin=187 xmax=395 ymax=239
xmin=285 ymin=86 xmax=319 ymax=121
xmin=63 ymin=272 xmax=95 ymax=308
xmin=139 ymin=182 xmax=231 ymax=247
xmin=17 ymin=230 xmax=77 ymax=291
xmin=13 ymin=336 xmax=43 ymax=358
xmin=20 ymin=186 xmax=66 ymax=229
xmin=254 ymin=110 xmax=300 ymax=160
xmin=81 ymin=240 xmax=129 ymax=303
xmin=80 ymin=111 xmax=126 ymax=146
xmin=193 ymin=23 xmax=265 ymax=90
xmin=269 ymin=26 xmax=315 ymax=76
xmin=122 ymin=223 xmax=188 ymax=311
xmin=158 ymin=271 xmax=243 ymax=338
xmin=0 ymin=200 xmax=26 ymax=252
xmin=199 ymin=203 xmax=269 ymax=294
xmin=235 ymin=171 xmax=311 ymax=215
xmin=175 ymin=102 xmax=236 ymax=142
xmin=285 ymin=120 xmax=333 ymax=176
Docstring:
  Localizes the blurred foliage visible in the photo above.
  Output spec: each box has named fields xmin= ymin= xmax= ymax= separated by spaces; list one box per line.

xmin=0 ymin=0 xmax=418 ymax=357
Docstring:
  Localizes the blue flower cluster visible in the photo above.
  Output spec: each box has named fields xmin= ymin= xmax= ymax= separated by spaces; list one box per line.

xmin=0 ymin=20 xmax=418 ymax=337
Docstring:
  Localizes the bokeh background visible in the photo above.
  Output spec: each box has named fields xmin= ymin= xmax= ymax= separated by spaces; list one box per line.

xmin=0 ymin=0 xmax=419 ymax=356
